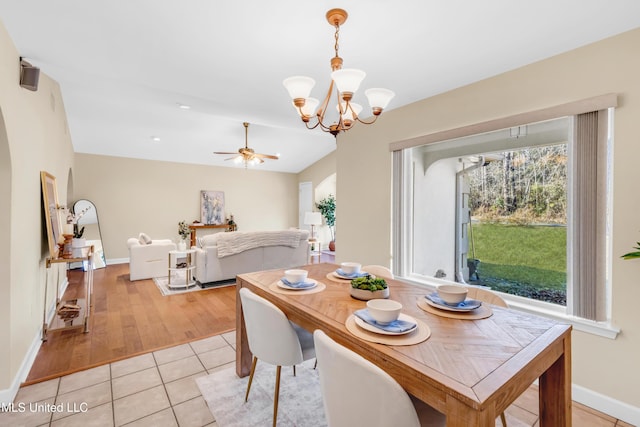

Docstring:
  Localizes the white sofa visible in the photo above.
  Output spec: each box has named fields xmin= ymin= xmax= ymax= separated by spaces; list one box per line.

xmin=194 ymin=230 xmax=309 ymax=286
xmin=127 ymin=236 xmax=177 ymax=281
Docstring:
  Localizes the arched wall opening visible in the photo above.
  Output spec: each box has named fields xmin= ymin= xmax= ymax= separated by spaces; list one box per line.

xmin=315 ymin=173 xmax=336 ymax=248
xmin=0 ymin=109 xmax=13 ymax=367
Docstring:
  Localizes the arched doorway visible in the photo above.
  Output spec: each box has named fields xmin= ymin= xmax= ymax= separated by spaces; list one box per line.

xmin=315 ymin=173 xmax=336 ymax=249
xmin=0 ymin=109 xmax=12 ymax=346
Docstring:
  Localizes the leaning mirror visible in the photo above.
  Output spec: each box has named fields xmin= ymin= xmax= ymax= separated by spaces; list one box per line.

xmin=71 ymin=199 xmax=106 ymax=269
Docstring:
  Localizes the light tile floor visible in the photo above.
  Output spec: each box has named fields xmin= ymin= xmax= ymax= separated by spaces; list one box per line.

xmin=1 ymin=331 xmax=236 ymax=427
xmin=1 ymin=330 xmax=634 ymax=427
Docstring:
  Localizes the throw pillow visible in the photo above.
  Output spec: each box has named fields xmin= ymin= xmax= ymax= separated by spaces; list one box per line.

xmin=138 ymin=232 xmax=152 ymax=245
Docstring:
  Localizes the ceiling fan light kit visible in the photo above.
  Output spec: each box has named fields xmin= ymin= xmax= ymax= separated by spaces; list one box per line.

xmin=214 ymin=122 xmax=278 ymax=168
xmin=283 ymin=8 xmax=395 ymax=137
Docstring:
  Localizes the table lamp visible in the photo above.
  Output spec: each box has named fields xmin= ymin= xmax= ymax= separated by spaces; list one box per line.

xmin=304 ymin=211 xmax=322 ymax=241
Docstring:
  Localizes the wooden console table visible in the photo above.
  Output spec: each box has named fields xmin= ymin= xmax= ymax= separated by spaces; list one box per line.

xmin=189 ymin=224 xmax=231 ymax=247
xmin=42 ymin=245 xmax=94 ymax=341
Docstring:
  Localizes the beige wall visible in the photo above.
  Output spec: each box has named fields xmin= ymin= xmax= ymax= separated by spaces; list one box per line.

xmin=73 ymin=154 xmax=300 ymax=260
xmin=337 ymin=28 xmax=640 ymax=409
xmin=0 ymin=22 xmax=74 ymax=393
xmin=298 ymin=150 xmax=336 ymax=188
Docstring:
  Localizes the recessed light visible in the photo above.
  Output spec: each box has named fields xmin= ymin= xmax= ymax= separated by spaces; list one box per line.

xmin=177 ymin=103 xmax=191 ymax=110
xmin=151 ymin=136 xmax=161 ymax=142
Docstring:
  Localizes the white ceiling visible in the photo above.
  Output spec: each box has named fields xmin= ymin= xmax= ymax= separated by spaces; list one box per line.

xmin=1 ymin=1 xmax=639 ymax=173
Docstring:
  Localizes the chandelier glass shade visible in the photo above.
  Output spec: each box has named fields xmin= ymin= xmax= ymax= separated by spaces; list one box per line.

xmin=283 ymin=8 xmax=394 ymax=137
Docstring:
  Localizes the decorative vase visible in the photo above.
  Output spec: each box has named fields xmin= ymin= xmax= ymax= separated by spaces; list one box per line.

xmin=329 ymin=240 xmax=336 ymax=251
xmin=178 ymin=239 xmax=187 ymax=251
xmin=72 ymin=238 xmax=87 ymax=258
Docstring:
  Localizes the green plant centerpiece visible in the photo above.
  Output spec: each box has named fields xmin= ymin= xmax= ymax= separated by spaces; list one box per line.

xmin=316 ymin=194 xmax=336 ymax=250
xmin=350 ymin=275 xmax=389 ymax=300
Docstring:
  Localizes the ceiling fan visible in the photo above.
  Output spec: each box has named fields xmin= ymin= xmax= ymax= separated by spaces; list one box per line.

xmin=214 ymin=122 xmax=279 ymax=166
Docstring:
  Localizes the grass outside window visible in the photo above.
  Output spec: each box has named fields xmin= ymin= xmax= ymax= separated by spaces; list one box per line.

xmin=469 ymin=223 xmax=567 ymax=305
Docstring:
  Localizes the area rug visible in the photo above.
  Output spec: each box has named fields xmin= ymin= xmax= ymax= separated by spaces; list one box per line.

xmin=153 ymin=274 xmax=236 ymax=296
xmin=196 ymin=359 xmax=327 ymax=427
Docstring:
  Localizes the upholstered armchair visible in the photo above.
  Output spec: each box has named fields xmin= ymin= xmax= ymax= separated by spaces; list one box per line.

xmin=127 ymin=234 xmax=176 ymax=281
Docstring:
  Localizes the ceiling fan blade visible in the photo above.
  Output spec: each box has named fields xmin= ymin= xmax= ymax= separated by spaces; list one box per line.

xmin=214 ymin=123 xmax=276 ymax=165
xmin=254 ymin=153 xmax=279 ymax=160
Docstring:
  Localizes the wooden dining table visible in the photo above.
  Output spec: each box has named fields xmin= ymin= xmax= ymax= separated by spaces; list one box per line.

xmin=235 ymin=263 xmax=572 ymax=426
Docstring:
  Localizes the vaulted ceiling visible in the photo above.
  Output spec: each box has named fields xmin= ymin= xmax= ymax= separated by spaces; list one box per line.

xmin=2 ymin=1 xmax=639 ymax=172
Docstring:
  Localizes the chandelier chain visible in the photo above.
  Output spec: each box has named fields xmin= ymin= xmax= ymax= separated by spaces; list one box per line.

xmin=333 ymin=23 xmax=340 ymax=59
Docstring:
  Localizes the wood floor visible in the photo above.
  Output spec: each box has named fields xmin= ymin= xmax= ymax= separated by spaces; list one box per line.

xmin=25 ymin=263 xmax=237 ymax=385
xmin=26 ymin=250 xmax=336 ymax=385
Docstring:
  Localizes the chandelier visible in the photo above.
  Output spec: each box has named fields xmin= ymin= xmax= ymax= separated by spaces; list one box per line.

xmin=283 ymin=8 xmax=395 ymax=137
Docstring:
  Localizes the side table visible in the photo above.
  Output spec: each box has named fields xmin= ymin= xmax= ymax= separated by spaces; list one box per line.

xmin=309 ymin=239 xmax=322 ymax=263
xmin=168 ymin=249 xmax=196 ymax=289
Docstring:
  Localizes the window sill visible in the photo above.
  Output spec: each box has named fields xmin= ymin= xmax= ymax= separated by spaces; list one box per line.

xmin=401 ymin=276 xmax=620 ymax=340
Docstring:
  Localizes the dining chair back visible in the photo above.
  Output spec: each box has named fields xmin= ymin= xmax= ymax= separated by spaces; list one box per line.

xmin=313 ymin=330 xmax=444 ymax=427
xmin=362 ymin=264 xmax=394 ymax=279
xmin=466 ymin=286 xmax=508 ymax=308
xmin=239 ymin=287 xmax=311 ymax=427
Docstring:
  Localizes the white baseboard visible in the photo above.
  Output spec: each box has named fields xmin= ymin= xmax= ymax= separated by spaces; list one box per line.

xmin=106 ymin=257 xmax=128 ymax=265
xmin=0 ymin=331 xmax=42 ymax=405
xmin=0 ymin=277 xmax=68 ymax=404
xmin=573 ymin=384 xmax=640 ymax=425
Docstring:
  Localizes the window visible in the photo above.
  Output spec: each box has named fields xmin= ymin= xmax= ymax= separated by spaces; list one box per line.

xmin=391 ymin=98 xmax=615 ymax=322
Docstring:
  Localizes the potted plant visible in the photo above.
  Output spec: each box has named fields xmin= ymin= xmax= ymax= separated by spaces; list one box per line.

xmin=621 ymin=241 xmax=640 ymax=260
xmin=316 ymin=194 xmax=336 ymax=251
xmin=178 ymin=220 xmax=190 ymax=251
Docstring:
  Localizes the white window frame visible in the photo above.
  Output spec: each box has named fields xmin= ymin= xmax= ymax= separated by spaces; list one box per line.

xmin=390 ymin=95 xmax=620 ymax=339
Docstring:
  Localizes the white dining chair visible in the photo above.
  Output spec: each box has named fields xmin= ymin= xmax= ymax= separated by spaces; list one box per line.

xmin=313 ymin=329 xmax=445 ymax=427
xmin=362 ymin=264 xmax=394 ymax=279
xmin=239 ymin=287 xmax=314 ymax=427
xmin=466 ymin=285 xmax=509 ymax=308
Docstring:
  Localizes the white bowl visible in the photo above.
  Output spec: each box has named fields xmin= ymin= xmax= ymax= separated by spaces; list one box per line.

xmin=341 ymin=262 xmax=362 ymax=275
xmin=366 ymin=299 xmax=402 ymax=325
xmin=284 ymin=269 xmax=308 ymax=283
xmin=437 ymin=284 xmax=468 ymax=305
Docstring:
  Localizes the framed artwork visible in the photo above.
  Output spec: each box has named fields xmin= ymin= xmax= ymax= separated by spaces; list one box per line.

xmin=41 ymin=171 xmax=62 ymax=257
xmin=201 ymin=190 xmax=225 ymax=225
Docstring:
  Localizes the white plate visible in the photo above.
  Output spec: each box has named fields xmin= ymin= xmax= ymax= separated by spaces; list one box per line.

xmin=424 ymin=293 xmax=482 ymax=312
xmin=333 ymin=270 xmax=372 ymax=280
xmin=354 ymin=313 xmax=418 ymax=336
xmin=277 ymin=278 xmax=317 ymax=291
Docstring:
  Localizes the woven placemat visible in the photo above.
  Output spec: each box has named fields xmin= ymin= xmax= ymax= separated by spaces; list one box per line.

xmin=416 ymin=297 xmax=493 ymax=320
xmin=325 ymin=271 xmax=377 ymax=283
xmin=268 ymin=280 xmax=326 ymax=295
xmin=345 ymin=314 xmax=431 ymax=345
xmin=325 ymin=272 xmax=351 ymax=283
